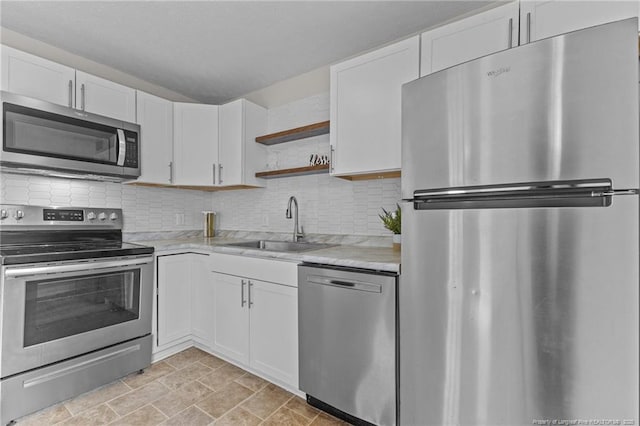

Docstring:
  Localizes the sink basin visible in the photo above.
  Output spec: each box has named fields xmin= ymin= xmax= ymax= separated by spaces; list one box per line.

xmin=223 ymin=240 xmax=335 ymax=252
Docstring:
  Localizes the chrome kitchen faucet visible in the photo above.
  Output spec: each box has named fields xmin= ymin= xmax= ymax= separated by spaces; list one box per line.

xmin=286 ymin=196 xmax=304 ymax=242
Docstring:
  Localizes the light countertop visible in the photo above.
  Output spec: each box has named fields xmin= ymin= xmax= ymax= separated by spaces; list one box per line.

xmin=131 ymin=236 xmax=401 ymax=273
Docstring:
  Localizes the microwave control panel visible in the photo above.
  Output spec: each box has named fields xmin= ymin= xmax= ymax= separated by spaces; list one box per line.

xmin=123 ymin=132 xmax=139 ymax=168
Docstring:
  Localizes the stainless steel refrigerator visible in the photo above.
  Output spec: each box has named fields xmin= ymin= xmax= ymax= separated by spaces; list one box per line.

xmin=400 ymin=18 xmax=639 ymax=426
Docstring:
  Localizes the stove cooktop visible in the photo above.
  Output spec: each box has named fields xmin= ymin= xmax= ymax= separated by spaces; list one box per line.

xmin=0 ymin=204 xmax=154 ymax=265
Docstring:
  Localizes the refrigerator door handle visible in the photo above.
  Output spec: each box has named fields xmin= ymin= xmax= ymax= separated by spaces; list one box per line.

xmin=411 ymin=178 xmax=635 ymax=210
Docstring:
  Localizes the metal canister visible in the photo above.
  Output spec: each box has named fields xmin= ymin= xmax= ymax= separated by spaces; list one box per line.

xmin=202 ymin=211 xmax=216 ymax=238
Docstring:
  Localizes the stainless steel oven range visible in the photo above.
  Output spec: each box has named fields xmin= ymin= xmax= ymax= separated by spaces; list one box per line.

xmin=0 ymin=204 xmax=154 ymax=424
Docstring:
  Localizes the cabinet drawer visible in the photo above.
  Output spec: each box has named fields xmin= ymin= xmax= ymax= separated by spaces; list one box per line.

xmin=209 ymin=253 xmax=298 ymax=287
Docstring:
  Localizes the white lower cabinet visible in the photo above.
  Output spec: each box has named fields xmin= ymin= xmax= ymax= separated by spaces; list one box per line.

xmin=212 ymin=273 xmax=250 ymax=363
xmin=248 ymin=279 xmax=298 ymax=386
xmin=156 ymin=254 xmax=193 ymax=347
xmin=156 ymin=253 xmax=212 ymax=352
xmin=155 ymin=251 xmax=299 ymax=390
xmin=211 ymin=272 xmax=298 ymax=388
xmin=190 ymin=254 xmax=215 ymax=348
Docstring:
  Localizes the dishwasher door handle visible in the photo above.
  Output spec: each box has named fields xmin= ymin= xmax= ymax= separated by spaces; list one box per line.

xmin=307 ymin=275 xmax=382 ymax=293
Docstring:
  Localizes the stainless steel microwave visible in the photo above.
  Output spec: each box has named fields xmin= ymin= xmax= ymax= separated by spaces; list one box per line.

xmin=1 ymin=91 xmax=140 ymax=180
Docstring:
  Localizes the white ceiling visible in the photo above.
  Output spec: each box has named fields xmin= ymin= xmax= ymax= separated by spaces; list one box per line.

xmin=0 ymin=1 xmax=496 ymax=104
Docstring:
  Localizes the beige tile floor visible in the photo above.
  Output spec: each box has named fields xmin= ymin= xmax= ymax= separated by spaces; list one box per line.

xmin=17 ymin=347 xmax=348 ymax=425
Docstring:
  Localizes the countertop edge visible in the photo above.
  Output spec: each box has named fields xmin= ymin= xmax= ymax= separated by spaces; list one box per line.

xmin=134 ymin=240 xmax=401 ymax=273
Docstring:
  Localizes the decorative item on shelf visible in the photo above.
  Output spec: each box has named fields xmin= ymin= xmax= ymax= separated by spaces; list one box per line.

xmin=309 ymin=154 xmax=329 ymax=166
xmin=379 ymin=204 xmax=401 ymax=251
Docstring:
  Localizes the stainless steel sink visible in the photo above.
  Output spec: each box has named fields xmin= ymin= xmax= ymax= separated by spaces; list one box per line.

xmin=223 ymin=240 xmax=335 ymax=252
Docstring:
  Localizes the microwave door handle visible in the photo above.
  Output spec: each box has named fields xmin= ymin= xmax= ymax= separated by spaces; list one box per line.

xmin=116 ymin=129 xmax=126 ymax=166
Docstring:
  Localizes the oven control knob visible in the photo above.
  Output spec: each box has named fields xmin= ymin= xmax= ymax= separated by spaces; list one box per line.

xmin=0 ymin=209 xmax=8 ymax=219
xmin=98 ymin=212 xmax=107 ymax=221
xmin=109 ymin=212 xmax=118 ymax=221
xmin=15 ymin=210 xmax=24 ymax=220
xmin=87 ymin=212 xmax=96 ymax=221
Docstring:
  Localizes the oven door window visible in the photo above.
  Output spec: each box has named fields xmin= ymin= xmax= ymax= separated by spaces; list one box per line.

xmin=3 ymin=103 xmax=119 ymax=165
xmin=24 ymin=269 xmax=140 ymax=347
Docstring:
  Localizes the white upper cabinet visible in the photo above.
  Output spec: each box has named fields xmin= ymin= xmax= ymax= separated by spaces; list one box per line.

xmin=1 ymin=46 xmax=137 ymax=122
xmin=173 ymin=103 xmax=219 ymax=186
xmin=75 ymin=71 xmax=136 ymax=122
xmin=420 ymin=2 xmax=520 ymax=76
xmin=1 ymin=45 xmax=76 ymax=107
xmin=520 ymin=0 xmax=640 ymax=44
xmin=330 ymin=36 xmax=419 ymax=177
xmin=136 ymin=91 xmax=174 ymax=184
xmin=218 ymin=99 xmax=267 ymax=187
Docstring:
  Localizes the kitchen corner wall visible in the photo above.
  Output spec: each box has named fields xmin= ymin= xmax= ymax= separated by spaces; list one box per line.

xmin=0 ymin=93 xmax=401 ymax=236
xmin=210 ymin=93 xmax=401 ymax=236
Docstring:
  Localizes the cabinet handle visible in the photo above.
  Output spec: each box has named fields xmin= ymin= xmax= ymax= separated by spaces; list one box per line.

xmin=526 ymin=12 xmax=531 ymax=44
xmin=241 ymin=280 xmax=246 ymax=307
xmin=68 ymin=80 xmax=73 ymax=108
xmin=248 ymin=281 xmax=254 ymax=308
xmin=168 ymin=161 xmax=173 ymax=183
xmin=330 ymin=146 xmax=335 ymax=173
xmin=212 ymin=164 xmax=216 ymax=185
xmin=80 ymin=83 xmax=86 ymax=111
xmin=508 ymin=18 xmax=513 ymax=48
xmin=218 ymin=163 xmax=223 ymax=185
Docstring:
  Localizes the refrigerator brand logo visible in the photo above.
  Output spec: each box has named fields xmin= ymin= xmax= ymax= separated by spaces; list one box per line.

xmin=487 ymin=67 xmax=511 ymax=78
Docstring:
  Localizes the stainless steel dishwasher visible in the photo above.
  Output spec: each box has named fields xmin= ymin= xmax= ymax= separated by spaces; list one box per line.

xmin=298 ymin=263 xmax=398 ymax=426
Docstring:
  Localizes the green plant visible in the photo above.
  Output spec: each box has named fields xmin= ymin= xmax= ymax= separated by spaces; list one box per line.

xmin=379 ymin=204 xmax=401 ymax=234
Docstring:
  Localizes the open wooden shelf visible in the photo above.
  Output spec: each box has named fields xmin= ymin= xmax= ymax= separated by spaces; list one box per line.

xmin=336 ymin=170 xmax=401 ymax=181
xmin=255 ymin=164 xmax=329 ymax=179
xmin=255 ymin=120 xmax=330 ymax=145
xmin=127 ymin=182 xmax=262 ymax=192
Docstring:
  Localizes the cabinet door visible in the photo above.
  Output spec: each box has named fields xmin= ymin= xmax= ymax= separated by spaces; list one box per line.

xmin=420 ymin=1 xmax=519 ymax=76
xmin=157 ymin=254 xmax=192 ymax=347
xmin=75 ymin=71 xmax=136 ymax=122
xmin=191 ymin=255 xmax=215 ymax=348
xmin=212 ymin=273 xmax=249 ymax=364
xmin=248 ymin=280 xmax=298 ymax=387
xmin=218 ymin=99 xmax=267 ymax=187
xmin=520 ymin=0 xmax=639 ymax=44
xmin=173 ymin=103 xmax=219 ymax=186
xmin=218 ymin=99 xmax=244 ymax=186
xmin=1 ymin=46 xmax=75 ymax=107
xmin=136 ymin=91 xmax=173 ymax=184
xmin=330 ymin=36 xmax=419 ymax=176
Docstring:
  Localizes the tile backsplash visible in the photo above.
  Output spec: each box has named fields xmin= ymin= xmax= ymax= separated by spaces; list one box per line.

xmin=0 ymin=92 xmax=402 ymax=237
xmin=0 ymin=173 xmax=209 ymax=233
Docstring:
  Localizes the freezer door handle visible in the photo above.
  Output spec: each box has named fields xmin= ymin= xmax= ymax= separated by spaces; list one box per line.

xmin=592 ymin=189 xmax=638 ymax=197
xmin=411 ymin=178 xmax=634 ymax=210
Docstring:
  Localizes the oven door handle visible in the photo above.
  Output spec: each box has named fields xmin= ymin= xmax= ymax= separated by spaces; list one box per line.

xmin=4 ymin=256 xmax=153 ymax=278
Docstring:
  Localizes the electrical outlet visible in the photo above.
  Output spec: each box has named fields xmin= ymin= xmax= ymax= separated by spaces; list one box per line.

xmin=175 ymin=213 xmax=185 ymax=225
xmin=262 ymin=214 xmax=269 ymax=227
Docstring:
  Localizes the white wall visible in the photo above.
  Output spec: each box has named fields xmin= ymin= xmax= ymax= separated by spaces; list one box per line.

xmin=211 ymin=93 xmax=401 ymax=236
